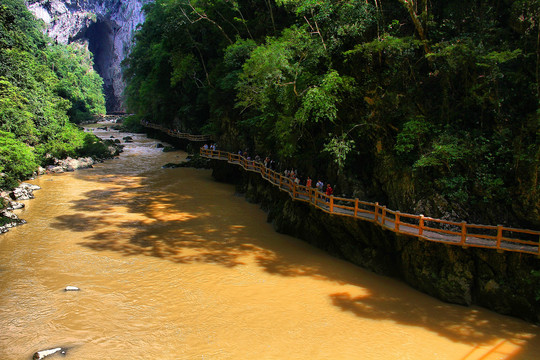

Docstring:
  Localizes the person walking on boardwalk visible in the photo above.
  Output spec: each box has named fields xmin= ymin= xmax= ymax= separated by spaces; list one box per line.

xmin=306 ymin=177 xmax=312 ymax=187
xmin=325 ymin=184 xmax=333 ymax=202
xmin=316 ymin=180 xmax=324 ymax=199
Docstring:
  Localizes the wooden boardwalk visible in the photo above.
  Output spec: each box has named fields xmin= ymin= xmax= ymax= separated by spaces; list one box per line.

xmin=200 ymin=149 xmax=540 ymax=257
xmin=142 ymin=121 xmax=213 ymax=142
xmin=140 ymin=121 xmax=540 ymax=256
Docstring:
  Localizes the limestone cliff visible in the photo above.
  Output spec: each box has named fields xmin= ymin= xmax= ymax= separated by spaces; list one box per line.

xmin=26 ymin=0 xmax=151 ymax=112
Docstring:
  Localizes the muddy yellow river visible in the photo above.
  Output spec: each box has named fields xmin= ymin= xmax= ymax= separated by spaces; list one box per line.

xmin=1 ymin=126 xmax=539 ymax=359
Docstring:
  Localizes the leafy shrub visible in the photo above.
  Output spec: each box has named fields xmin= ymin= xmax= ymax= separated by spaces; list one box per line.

xmin=79 ymin=132 xmax=113 ymax=159
xmin=0 ymin=131 xmax=38 ymax=188
xmin=121 ymin=115 xmax=145 ymax=133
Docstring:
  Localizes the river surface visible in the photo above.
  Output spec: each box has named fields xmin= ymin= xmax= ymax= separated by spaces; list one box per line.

xmin=1 ymin=124 xmax=539 ymax=360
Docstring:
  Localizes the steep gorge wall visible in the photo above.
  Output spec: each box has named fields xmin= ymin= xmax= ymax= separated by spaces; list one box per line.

xmin=210 ymin=160 xmax=540 ymax=324
xmin=27 ymin=0 xmax=150 ymax=112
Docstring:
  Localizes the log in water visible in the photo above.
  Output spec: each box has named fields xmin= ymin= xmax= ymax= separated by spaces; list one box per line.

xmin=1 ymin=124 xmax=539 ymax=359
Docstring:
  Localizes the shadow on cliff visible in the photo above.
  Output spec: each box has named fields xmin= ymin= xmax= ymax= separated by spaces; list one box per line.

xmin=50 ymin=167 xmax=540 ymax=356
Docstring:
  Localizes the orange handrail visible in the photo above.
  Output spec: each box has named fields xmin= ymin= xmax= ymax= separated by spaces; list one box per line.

xmin=199 ymin=148 xmax=540 ymax=256
xmin=139 ymin=121 xmax=540 ymax=256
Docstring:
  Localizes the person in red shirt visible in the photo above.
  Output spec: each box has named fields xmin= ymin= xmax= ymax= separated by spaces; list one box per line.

xmin=306 ymin=177 xmax=312 ymax=187
xmin=325 ymin=184 xmax=333 ymax=200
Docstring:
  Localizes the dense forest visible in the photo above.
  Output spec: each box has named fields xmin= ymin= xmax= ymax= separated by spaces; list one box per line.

xmin=0 ymin=0 xmax=107 ymax=190
xmin=124 ymin=0 xmax=539 ymax=228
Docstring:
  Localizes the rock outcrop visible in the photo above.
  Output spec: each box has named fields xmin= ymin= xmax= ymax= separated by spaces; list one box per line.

xmin=0 ymin=183 xmax=40 ymax=233
xmin=27 ymin=0 xmax=151 ymax=112
xmin=9 ymin=183 xmax=41 ymax=201
xmin=46 ymin=156 xmax=96 ymax=173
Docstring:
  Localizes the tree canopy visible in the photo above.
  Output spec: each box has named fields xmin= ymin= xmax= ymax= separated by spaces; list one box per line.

xmin=124 ymin=0 xmax=539 ymax=227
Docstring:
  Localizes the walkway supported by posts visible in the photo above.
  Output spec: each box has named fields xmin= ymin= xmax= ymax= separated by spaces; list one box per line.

xmin=140 ymin=121 xmax=540 ymax=256
xmin=200 ymin=149 xmax=540 ymax=257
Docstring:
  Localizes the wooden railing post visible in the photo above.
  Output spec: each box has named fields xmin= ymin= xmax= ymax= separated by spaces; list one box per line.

xmin=382 ymin=206 xmax=386 ymax=226
xmin=496 ymin=225 xmax=503 ymax=251
xmin=293 ymin=183 xmax=297 ymax=199
xmin=419 ymin=215 xmax=424 ymax=236
xmin=279 ymin=174 xmax=283 ymax=188
xmin=460 ymin=222 xmax=467 ymax=245
xmin=395 ymin=211 xmax=400 ymax=231
xmin=354 ymin=198 xmax=359 ymax=217
xmin=330 ymin=196 xmax=334 ymax=213
xmin=374 ymin=202 xmax=379 ymax=222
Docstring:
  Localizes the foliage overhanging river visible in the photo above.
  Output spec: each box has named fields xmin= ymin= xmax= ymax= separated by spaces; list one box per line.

xmin=1 ymin=124 xmax=539 ymax=360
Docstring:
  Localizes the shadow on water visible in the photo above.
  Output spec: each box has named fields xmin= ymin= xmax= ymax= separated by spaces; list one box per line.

xmin=330 ymin=291 xmax=540 ymax=358
xmin=50 ymin=164 xmax=540 ymax=358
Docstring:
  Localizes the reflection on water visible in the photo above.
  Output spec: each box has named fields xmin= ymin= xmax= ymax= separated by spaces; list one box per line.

xmin=0 ymin=124 xmax=539 ymax=359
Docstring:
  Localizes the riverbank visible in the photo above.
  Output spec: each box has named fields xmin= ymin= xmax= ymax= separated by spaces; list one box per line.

xmin=0 ymin=123 xmax=126 ymax=234
xmin=0 ymin=159 xmax=97 ymax=234
xmin=208 ymin=159 xmax=540 ymax=324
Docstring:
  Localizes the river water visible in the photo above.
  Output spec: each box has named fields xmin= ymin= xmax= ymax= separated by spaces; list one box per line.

xmin=1 ymin=124 xmax=539 ymax=360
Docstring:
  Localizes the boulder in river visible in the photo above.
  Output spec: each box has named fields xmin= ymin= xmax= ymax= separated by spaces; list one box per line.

xmin=0 ymin=207 xmax=27 ymax=233
xmin=46 ymin=157 xmax=96 ymax=174
xmin=33 ymin=347 xmax=66 ymax=359
xmin=9 ymin=183 xmax=41 ymax=200
xmin=7 ymin=202 xmax=24 ymax=210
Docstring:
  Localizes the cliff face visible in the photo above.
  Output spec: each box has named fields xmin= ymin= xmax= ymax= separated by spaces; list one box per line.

xmin=27 ymin=0 xmax=150 ymax=112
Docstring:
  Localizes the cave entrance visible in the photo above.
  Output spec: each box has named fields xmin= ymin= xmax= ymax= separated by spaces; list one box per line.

xmin=82 ymin=19 xmax=120 ymax=113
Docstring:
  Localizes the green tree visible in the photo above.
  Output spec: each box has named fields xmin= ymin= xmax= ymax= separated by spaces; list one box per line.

xmin=0 ymin=131 xmax=38 ymax=188
xmin=0 ymin=0 xmax=109 ymax=190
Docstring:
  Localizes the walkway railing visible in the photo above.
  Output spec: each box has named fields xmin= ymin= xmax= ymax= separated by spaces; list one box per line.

xmin=142 ymin=121 xmax=213 ymax=142
xmin=200 ymin=148 xmax=540 ymax=257
xmin=139 ymin=121 xmax=540 ymax=256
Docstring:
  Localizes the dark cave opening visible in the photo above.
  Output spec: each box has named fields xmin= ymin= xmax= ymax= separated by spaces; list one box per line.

xmin=78 ymin=20 xmax=121 ymax=113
